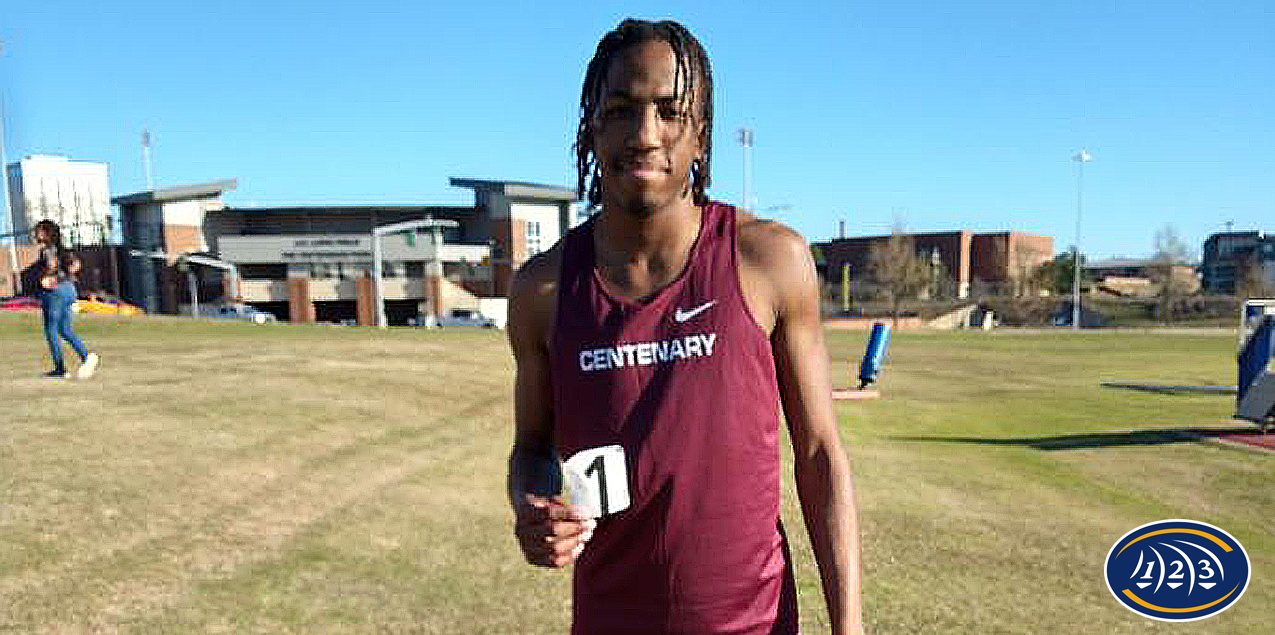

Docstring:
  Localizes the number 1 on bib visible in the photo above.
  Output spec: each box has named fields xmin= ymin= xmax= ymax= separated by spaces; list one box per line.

xmin=563 ymin=445 xmax=630 ymax=518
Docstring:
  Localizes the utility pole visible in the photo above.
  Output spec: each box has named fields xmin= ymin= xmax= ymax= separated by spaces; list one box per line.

xmin=737 ymin=128 xmax=753 ymax=210
xmin=0 ymin=38 xmax=17 ymax=294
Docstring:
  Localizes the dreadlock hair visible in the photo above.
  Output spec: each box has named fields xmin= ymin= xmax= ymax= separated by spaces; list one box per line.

xmin=575 ymin=19 xmax=714 ymax=208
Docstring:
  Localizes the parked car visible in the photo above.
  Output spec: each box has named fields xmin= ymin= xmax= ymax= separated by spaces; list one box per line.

xmin=0 ymin=295 xmax=41 ymax=312
xmin=73 ymin=294 xmax=143 ymax=316
xmin=433 ymin=308 xmax=499 ymax=329
xmin=211 ymin=303 xmax=278 ymax=325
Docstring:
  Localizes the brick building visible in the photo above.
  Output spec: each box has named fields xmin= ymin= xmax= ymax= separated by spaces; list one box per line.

xmin=106 ymin=177 xmax=581 ymax=324
xmin=814 ymin=230 xmax=1053 ymax=299
xmin=1202 ymin=231 xmax=1275 ymax=295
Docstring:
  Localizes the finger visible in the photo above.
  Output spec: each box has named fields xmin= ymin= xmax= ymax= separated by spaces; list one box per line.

xmin=517 ymin=528 xmax=560 ymax=565
xmin=545 ymin=502 xmax=595 ymax=522
xmin=524 ymin=533 xmax=585 ymax=568
xmin=547 ymin=518 xmax=596 ymax=540
xmin=548 ymin=534 xmax=590 ymax=567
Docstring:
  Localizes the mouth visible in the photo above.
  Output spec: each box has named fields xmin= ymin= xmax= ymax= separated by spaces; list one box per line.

xmin=615 ymin=159 xmax=666 ymax=180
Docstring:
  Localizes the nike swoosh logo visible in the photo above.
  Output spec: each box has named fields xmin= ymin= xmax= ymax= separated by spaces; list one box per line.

xmin=673 ymin=300 xmax=717 ymax=323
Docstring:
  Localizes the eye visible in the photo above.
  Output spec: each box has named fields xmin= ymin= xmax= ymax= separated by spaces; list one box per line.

xmin=600 ymin=104 xmax=634 ymax=120
xmin=656 ymin=100 xmax=687 ymax=121
xmin=658 ymin=106 xmax=686 ymax=121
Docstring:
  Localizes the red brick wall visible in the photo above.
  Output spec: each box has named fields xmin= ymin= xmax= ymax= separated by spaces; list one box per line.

xmin=969 ymin=233 xmax=1008 ymax=286
xmin=162 ymin=224 xmax=205 ymax=255
xmin=1 ymin=244 xmax=40 ymax=295
xmin=970 ymin=233 xmax=1053 ymax=293
xmin=354 ymin=275 xmax=375 ymax=326
xmin=287 ymin=276 xmax=316 ymax=324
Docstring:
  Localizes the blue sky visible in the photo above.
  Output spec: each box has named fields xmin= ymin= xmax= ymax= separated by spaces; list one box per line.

xmin=3 ymin=0 xmax=1272 ymax=259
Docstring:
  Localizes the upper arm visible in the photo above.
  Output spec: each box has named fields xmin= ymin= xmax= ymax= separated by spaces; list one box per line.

xmin=741 ymin=221 xmax=840 ymax=454
xmin=507 ymin=250 xmax=559 ymax=452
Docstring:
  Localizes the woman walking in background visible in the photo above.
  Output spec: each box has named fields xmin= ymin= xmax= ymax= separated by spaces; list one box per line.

xmin=34 ymin=220 xmax=99 ymax=379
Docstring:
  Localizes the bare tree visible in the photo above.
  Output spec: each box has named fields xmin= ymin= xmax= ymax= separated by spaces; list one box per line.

xmin=1151 ymin=225 xmax=1193 ymax=320
xmin=1236 ymin=249 xmax=1274 ymax=299
xmin=1010 ymin=240 xmax=1051 ymax=298
xmin=867 ymin=223 xmax=930 ymax=324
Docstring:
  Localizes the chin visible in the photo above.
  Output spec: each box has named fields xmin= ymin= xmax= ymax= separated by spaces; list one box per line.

xmin=613 ymin=193 xmax=670 ymax=217
xmin=605 ymin=182 xmax=687 ymax=215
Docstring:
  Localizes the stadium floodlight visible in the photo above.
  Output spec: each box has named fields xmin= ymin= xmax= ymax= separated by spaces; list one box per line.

xmin=1071 ymin=149 xmax=1093 ymax=330
xmin=372 ymin=217 xmax=458 ymax=328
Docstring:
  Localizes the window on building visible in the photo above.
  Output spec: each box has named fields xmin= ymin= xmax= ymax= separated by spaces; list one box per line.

xmin=526 ymin=221 xmax=543 ymax=256
xmin=239 ymin=264 xmax=287 ymax=280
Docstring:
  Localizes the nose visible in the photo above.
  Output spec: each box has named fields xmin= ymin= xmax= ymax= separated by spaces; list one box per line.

xmin=627 ymin=104 xmax=662 ymax=150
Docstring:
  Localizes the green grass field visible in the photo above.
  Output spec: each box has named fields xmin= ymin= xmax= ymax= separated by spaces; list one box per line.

xmin=1 ymin=314 xmax=1271 ymax=634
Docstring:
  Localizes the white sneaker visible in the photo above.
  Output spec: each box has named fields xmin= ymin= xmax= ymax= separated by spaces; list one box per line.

xmin=78 ymin=352 xmax=100 ymax=379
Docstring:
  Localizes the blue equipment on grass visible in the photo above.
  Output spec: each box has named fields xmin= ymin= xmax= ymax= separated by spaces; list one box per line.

xmin=858 ymin=323 xmax=892 ymax=389
xmin=1236 ymin=315 xmax=1275 ymax=429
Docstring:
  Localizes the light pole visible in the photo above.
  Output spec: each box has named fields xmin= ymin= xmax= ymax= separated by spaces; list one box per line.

xmin=142 ymin=130 xmax=155 ymax=191
xmin=0 ymin=38 xmax=17 ymax=295
xmin=737 ymin=128 xmax=753 ymax=210
xmin=1071 ymin=149 xmax=1093 ymax=330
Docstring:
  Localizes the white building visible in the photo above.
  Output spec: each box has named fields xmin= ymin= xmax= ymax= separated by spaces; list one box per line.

xmin=5 ymin=154 xmax=111 ymax=245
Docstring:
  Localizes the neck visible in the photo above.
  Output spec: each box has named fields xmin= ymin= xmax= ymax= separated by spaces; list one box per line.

xmin=591 ymin=195 xmax=704 ymax=301
xmin=595 ymin=195 xmax=701 ymax=260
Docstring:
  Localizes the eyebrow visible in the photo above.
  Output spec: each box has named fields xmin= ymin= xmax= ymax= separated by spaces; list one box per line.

xmin=600 ymin=89 xmax=683 ymax=101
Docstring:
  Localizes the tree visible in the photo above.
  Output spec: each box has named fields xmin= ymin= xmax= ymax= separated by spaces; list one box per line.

xmin=1010 ymin=241 xmax=1051 ymax=297
xmin=1235 ymin=249 xmax=1273 ymax=299
xmin=1151 ymin=225 xmax=1193 ymax=320
xmin=1033 ymin=250 xmax=1085 ymax=296
xmin=867 ymin=224 xmax=930 ymax=323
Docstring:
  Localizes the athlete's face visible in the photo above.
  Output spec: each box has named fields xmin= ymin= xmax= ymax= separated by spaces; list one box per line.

xmin=591 ymin=40 xmax=704 ymax=214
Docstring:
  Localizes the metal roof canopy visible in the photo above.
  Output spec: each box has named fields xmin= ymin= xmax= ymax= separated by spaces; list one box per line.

xmin=449 ymin=177 xmax=578 ymax=202
xmin=111 ymin=179 xmax=238 ymax=206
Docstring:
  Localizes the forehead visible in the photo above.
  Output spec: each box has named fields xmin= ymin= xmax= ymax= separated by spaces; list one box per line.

xmin=599 ymin=39 xmax=685 ymax=99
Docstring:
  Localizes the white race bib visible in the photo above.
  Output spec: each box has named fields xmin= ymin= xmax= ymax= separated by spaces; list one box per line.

xmin=563 ymin=445 xmax=630 ymax=519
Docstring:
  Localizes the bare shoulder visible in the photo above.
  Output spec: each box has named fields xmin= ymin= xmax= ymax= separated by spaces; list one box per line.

xmin=735 ymin=211 xmax=819 ymax=330
xmin=510 ymin=242 xmax=562 ymax=302
xmin=736 ymin=211 xmax=816 ymax=284
xmin=508 ymin=241 xmax=564 ymax=350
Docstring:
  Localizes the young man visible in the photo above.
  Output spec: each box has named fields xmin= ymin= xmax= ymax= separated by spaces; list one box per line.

xmin=507 ymin=20 xmax=862 ymax=634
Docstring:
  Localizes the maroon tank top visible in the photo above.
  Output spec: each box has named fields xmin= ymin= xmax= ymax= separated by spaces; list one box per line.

xmin=552 ymin=202 xmax=798 ymax=635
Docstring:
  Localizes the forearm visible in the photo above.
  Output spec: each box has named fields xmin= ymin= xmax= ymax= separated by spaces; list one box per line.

xmin=795 ymin=445 xmax=863 ymax=634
